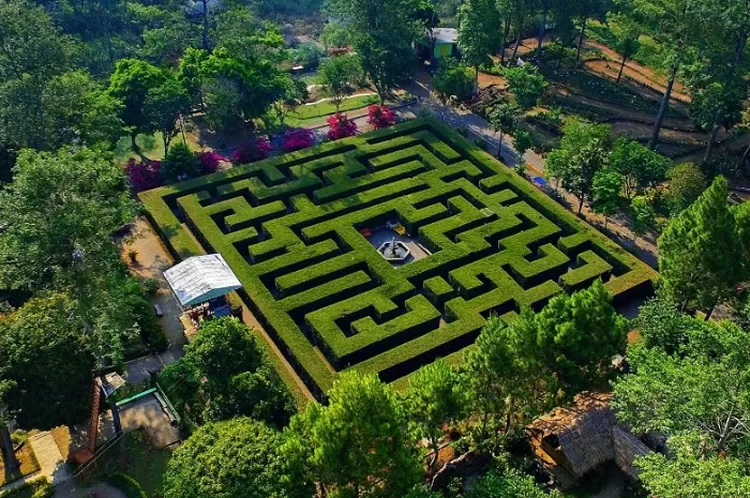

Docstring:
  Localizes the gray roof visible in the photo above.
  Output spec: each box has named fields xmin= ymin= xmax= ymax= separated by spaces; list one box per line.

xmin=164 ymin=254 xmax=242 ymax=308
xmin=433 ymin=28 xmax=458 ymax=44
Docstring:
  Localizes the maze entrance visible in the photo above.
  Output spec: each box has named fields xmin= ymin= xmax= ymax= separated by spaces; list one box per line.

xmin=141 ymin=119 xmax=656 ymax=399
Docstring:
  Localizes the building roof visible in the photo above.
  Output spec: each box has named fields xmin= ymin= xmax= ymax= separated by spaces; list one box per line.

xmin=433 ymin=28 xmax=458 ymax=45
xmin=164 ymin=254 xmax=242 ymax=308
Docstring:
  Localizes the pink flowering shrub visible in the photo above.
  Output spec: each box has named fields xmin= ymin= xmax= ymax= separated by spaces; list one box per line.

xmin=231 ymin=136 xmax=271 ymax=164
xmin=367 ymin=105 xmax=396 ymax=130
xmin=126 ymin=159 xmax=163 ymax=192
xmin=327 ymin=113 xmax=358 ymax=141
xmin=282 ymin=128 xmax=315 ymax=152
xmin=198 ymin=151 xmax=229 ymax=174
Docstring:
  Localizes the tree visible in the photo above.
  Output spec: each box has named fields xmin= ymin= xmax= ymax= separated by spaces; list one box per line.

xmin=0 ymin=0 xmax=78 ymax=150
xmin=462 ymin=315 xmax=551 ymax=448
xmin=144 ymin=77 xmax=191 ymax=152
xmin=618 ymin=0 xmax=705 ymax=149
xmin=666 ymin=163 xmax=706 ymax=214
xmin=404 ymin=360 xmax=464 ymax=474
xmin=610 ymin=138 xmax=668 ymax=199
xmin=591 ymin=170 xmax=623 ymax=228
xmin=512 ymin=129 xmax=533 ymax=174
xmin=432 ymin=58 xmax=476 ymax=105
xmin=534 ymin=280 xmax=628 ymax=395
xmin=0 ymin=294 xmax=95 ymax=430
xmin=161 ymin=142 xmax=202 ymax=182
xmin=609 ymin=12 xmax=641 ymax=84
xmin=321 ymin=22 xmax=352 ymax=50
xmin=171 ymin=317 xmax=295 ymax=427
xmin=630 ymin=196 xmax=655 ymax=241
xmin=658 ymin=176 xmax=748 ymax=317
xmin=0 ymin=379 xmax=20 ymax=473
xmin=457 ymin=0 xmax=500 ymax=86
xmin=571 ymin=0 xmax=604 ymax=66
xmin=164 ymin=418 xmax=311 ymax=498
xmin=108 ymin=59 xmax=168 ymax=153
xmin=202 ymin=77 xmax=244 ymax=133
xmin=325 ymin=0 xmax=419 ymax=103
xmin=636 ymin=438 xmax=750 ymax=498
xmin=272 ymin=77 xmax=309 ymax=129
xmin=469 ymin=467 xmax=562 ymax=498
xmin=489 ymin=103 xmax=519 ymax=159
xmin=283 ymin=371 xmax=421 ymax=498
xmin=317 ymin=56 xmax=364 ymax=112
xmin=502 ymin=65 xmax=547 ymax=111
xmin=613 ymin=318 xmax=750 ymax=456
xmin=545 ymin=120 xmax=611 ymax=213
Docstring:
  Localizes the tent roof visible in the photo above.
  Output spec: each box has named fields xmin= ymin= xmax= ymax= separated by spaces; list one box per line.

xmin=164 ymin=254 xmax=242 ymax=308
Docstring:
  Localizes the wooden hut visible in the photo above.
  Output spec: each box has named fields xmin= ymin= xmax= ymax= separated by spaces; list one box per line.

xmin=526 ymin=392 xmax=650 ymax=485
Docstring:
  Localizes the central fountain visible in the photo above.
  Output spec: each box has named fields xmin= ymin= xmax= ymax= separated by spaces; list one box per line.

xmin=377 ymin=237 xmax=412 ymax=263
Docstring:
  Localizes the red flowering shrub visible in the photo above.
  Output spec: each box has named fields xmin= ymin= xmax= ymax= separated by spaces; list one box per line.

xmin=327 ymin=113 xmax=358 ymax=141
xmin=367 ymin=105 xmax=396 ymax=130
xmin=283 ymin=128 xmax=315 ymax=152
xmin=198 ymin=151 xmax=229 ymax=174
xmin=231 ymin=136 xmax=271 ymax=164
xmin=126 ymin=159 xmax=163 ymax=192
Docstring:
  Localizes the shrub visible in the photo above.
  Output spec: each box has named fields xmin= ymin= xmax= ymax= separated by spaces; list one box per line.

xmin=232 ymin=136 xmax=271 ymax=164
xmin=197 ymin=151 xmax=228 ymax=174
xmin=327 ymin=113 xmax=358 ymax=140
xmin=161 ymin=142 xmax=201 ymax=182
xmin=282 ymin=128 xmax=315 ymax=152
xmin=367 ymin=105 xmax=396 ymax=130
xmin=126 ymin=159 xmax=163 ymax=192
xmin=142 ymin=277 xmax=161 ymax=295
xmin=108 ymin=473 xmax=148 ymax=498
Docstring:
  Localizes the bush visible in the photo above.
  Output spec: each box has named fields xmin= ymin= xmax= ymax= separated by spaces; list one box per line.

xmin=161 ymin=142 xmax=201 ymax=182
xmin=367 ymin=105 xmax=396 ymax=130
xmin=142 ymin=277 xmax=161 ymax=295
xmin=197 ymin=151 xmax=228 ymax=175
xmin=433 ymin=57 xmax=476 ymax=103
xmin=108 ymin=473 xmax=148 ymax=498
xmin=232 ymin=136 xmax=271 ymax=164
xmin=126 ymin=159 xmax=163 ymax=192
xmin=327 ymin=113 xmax=358 ymax=140
xmin=282 ymin=128 xmax=315 ymax=152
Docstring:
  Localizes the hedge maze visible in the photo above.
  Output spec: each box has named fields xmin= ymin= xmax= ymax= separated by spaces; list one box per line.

xmin=141 ymin=120 xmax=657 ymax=399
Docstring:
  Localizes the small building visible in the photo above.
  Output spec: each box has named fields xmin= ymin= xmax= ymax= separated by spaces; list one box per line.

xmin=432 ymin=28 xmax=458 ymax=60
xmin=526 ymin=392 xmax=650 ymax=487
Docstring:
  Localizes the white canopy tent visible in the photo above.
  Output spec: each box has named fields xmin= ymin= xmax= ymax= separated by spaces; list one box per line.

xmin=164 ymin=254 xmax=242 ymax=309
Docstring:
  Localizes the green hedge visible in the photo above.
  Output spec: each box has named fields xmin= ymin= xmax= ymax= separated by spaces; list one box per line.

xmin=108 ymin=473 xmax=148 ymax=498
xmin=141 ymin=119 xmax=657 ymax=398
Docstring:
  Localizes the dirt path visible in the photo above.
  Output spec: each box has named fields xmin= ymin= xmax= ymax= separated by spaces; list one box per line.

xmin=582 ymin=40 xmax=690 ymax=102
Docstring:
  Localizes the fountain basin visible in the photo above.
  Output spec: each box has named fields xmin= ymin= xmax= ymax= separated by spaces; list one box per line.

xmin=377 ymin=240 xmax=412 ymax=262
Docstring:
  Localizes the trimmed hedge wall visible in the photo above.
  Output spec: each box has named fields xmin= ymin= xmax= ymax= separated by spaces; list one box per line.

xmin=141 ymin=119 xmax=657 ymax=398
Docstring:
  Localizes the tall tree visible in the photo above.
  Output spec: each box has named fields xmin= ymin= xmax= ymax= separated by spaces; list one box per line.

xmin=618 ymin=0 xmax=705 ymax=149
xmin=591 ymin=170 xmax=623 ymax=228
xmin=502 ymin=65 xmax=547 ymax=110
xmin=610 ymin=138 xmax=668 ymax=199
xmin=658 ymin=176 xmax=748 ymax=317
xmin=457 ymin=0 xmax=500 ymax=86
xmin=108 ymin=59 xmax=168 ymax=154
xmin=144 ymin=77 xmax=191 ymax=152
xmin=609 ymin=12 xmax=641 ymax=84
xmin=666 ymin=162 xmax=706 ymax=214
xmin=489 ymin=103 xmax=519 ymax=158
xmin=317 ymin=56 xmax=364 ymax=112
xmin=0 ymin=294 xmax=95 ymax=430
xmin=404 ymin=360 xmax=464 ymax=475
xmin=326 ymin=0 xmax=419 ymax=102
xmin=165 ymin=417 xmax=312 ymax=498
xmin=283 ymin=371 xmax=421 ymax=498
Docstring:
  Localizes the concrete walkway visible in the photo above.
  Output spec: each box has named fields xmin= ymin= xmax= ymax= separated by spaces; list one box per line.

xmin=0 ymin=431 xmax=72 ymax=495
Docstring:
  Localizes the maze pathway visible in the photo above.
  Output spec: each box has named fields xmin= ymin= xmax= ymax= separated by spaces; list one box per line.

xmin=142 ymin=120 xmax=656 ymax=399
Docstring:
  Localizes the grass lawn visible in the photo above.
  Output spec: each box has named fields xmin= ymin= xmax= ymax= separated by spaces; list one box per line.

xmin=0 ymin=443 xmax=39 ymax=487
xmin=114 ymin=132 xmax=166 ymax=163
xmin=81 ymin=430 xmax=170 ymax=498
xmin=287 ymin=93 xmax=379 ymax=125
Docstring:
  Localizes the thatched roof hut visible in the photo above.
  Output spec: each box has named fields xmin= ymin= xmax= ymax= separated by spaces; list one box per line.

xmin=526 ymin=392 xmax=649 ymax=483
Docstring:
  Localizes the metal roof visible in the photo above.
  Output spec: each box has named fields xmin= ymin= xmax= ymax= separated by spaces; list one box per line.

xmin=433 ymin=28 xmax=458 ymax=45
xmin=163 ymin=254 xmax=242 ymax=308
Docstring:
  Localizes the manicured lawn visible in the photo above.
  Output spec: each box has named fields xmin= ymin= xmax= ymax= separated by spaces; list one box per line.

xmin=114 ymin=133 xmax=166 ymax=163
xmin=287 ymin=93 xmax=379 ymax=124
